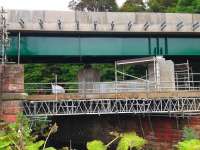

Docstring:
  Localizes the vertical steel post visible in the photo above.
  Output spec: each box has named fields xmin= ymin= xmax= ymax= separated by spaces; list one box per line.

xmin=187 ymin=60 xmax=190 ymax=90
xmin=17 ymin=32 xmax=21 ymax=65
xmin=55 ymin=74 xmax=58 ymax=101
xmin=115 ymin=61 xmax=118 ymax=98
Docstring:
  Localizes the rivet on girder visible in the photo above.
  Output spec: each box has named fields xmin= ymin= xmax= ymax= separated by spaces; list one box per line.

xmin=38 ymin=19 xmax=44 ymax=29
xmin=176 ymin=21 xmax=183 ymax=31
xmin=57 ymin=19 xmax=62 ymax=30
xmin=18 ymin=18 xmax=25 ymax=28
xmin=160 ymin=21 xmax=166 ymax=31
xmin=76 ymin=20 xmax=79 ymax=30
xmin=94 ymin=21 xmax=97 ymax=31
xmin=192 ymin=22 xmax=199 ymax=31
xmin=128 ymin=21 xmax=132 ymax=31
xmin=111 ymin=21 xmax=115 ymax=31
xmin=144 ymin=21 xmax=150 ymax=31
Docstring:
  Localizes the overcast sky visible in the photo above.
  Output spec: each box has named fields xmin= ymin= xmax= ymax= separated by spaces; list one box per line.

xmin=0 ymin=0 xmax=127 ymax=11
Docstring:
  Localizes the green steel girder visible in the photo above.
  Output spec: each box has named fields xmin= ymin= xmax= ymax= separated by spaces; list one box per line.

xmin=5 ymin=35 xmax=200 ymax=63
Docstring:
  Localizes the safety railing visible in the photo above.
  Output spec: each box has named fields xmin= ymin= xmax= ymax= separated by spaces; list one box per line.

xmin=24 ymin=73 xmax=200 ymax=96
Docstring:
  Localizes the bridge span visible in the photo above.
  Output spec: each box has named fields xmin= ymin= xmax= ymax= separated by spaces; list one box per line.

xmin=1 ymin=10 xmax=200 ymax=63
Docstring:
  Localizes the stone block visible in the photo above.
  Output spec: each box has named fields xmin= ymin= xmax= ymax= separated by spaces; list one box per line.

xmin=0 ymin=64 xmax=24 ymax=93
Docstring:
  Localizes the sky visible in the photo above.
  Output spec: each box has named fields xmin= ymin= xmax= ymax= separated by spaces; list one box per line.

xmin=0 ymin=0 xmax=127 ymax=11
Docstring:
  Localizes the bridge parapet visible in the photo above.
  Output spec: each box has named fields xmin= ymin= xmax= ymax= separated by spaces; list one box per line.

xmin=6 ymin=10 xmax=200 ymax=33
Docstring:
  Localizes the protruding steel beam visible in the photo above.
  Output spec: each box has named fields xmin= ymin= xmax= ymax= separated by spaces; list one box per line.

xmin=76 ymin=20 xmax=79 ymax=30
xmin=57 ymin=19 xmax=62 ymax=30
xmin=111 ymin=21 xmax=115 ymax=31
xmin=128 ymin=21 xmax=132 ymax=31
xmin=94 ymin=21 xmax=97 ymax=31
xmin=177 ymin=21 xmax=184 ymax=31
xmin=18 ymin=18 xmax=25 ymax=28
xmin=193 ymin=22 xmax=199 ymax=31
xmin=38 ymin=19 xmax=44 ymax=29
xmin=144 ymin=21 xmax=150 ymax=31
xmin=160 ymin=21 xmax=166 ymax=31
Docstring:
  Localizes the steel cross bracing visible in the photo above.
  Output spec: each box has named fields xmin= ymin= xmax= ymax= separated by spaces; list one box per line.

xmin=23 ymin=97 xmax=200 ymax=117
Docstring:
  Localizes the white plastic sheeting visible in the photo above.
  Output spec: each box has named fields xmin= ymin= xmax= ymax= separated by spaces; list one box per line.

xmin=51 ymin=84 xmax=65 ymax=94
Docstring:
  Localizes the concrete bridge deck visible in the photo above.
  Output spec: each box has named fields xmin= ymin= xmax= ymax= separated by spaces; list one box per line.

xmin=6 ymin=10 xmax=200 ymax=33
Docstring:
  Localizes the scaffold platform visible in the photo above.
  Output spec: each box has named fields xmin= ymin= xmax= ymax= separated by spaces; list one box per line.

xmin=23 ymin=97 xmax=200 ymax=117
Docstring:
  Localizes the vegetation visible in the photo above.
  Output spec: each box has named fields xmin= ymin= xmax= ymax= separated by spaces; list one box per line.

xmin=120 ymin=0 xmax=145 ymax=12
xmin=176 ymin=127 xmax=200 ymax=150
xmin=182 ymin=127 xmax=199 ymax=140
xmin=176 ymin=139 xmax=200 ymax=150
xmin=87 ymin=140 xmax=107 ymax=150
xmin=117 ymin=132 xmax=146 ymax=150
xmin=147 ymin=0 xmax=178 ymax=12
xmin=0 ymin=113 xmax=56 ymax=150
xmin=68 ymin=0 xmax=118 ymax=11
xmin=87 ymin=131 xmax=147 ymax=150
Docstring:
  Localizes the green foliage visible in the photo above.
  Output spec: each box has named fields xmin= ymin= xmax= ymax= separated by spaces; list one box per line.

xmin=176 ymin=0 xmax=200 ymax=13
xmin=0 ymin=113 xmax=56 ymax=150
xmin=87 ymin=140 xmax=107 ymax=150
xmin=182 ymin=127 xmax=199 ymax=140
xmin=176 ymin=139 xmax=200 ymax=150
xmin=148 ymin=0 xmax=178 ymax=12
xmin=25 ymin=64 xmax=83 ymax=83
xmin=117 ymin=132 xmax=147 ymax=150
xmin=87 ymin=131 xmax=146 ymax=150
xmin=120 ymin=0 xmax=145 ymax=12
xmin=69 ymin=0 xmax=118 ymax=11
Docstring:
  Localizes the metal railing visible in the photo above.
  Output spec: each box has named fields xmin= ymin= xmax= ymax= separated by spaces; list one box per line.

xmin=22 ymin=73 xmax=200 ymax=117
xmin=23 ymin=73 xmax=200 ymax=97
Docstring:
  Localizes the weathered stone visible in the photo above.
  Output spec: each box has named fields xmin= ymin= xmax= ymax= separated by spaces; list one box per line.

xmin=0 ymin=93 xmax=28 ymax=101
xmin=0 ymin=64 xmax=24 ymax=123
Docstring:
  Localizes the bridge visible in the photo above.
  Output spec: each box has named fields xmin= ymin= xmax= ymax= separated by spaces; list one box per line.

xmin=2 ymin=9 xmax=200 ymax=149
xmin=1 ymin=9 xmax=200 ymax=117
xmin=2 ymin=10 xmax=200 ymax=63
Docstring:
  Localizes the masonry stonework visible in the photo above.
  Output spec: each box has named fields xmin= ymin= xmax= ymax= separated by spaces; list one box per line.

xmin=0 ymin=64 xmax=24 ymax=122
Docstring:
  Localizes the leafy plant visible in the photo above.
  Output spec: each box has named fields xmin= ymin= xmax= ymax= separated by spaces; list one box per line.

xmin=0 ymin=113 xmax=56 ymax=150
xmin=176 ymin=139 xmax=200 ymax=150
xmin=87 ymin=131 xmax=146 ymax=150
xmin=117 ymin=132 xmax=147 ymax=150
xmin=87 ymin=140 xmax=107 ymax=150
xmin=182 ymin=127 xmax=199 ymax=140
xmin=175 ymin=127 xmax=200 ymax=150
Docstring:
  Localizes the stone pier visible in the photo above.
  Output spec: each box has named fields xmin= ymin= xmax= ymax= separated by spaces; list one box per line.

xmin=0 ymin=64 xmax=26 ymax=122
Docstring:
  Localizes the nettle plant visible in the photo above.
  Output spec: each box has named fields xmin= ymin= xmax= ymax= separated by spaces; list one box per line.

xmin=87 ymin=131 xmax=147 ymax=150
xmin=0 ymin=113 xmax=57 ymax=150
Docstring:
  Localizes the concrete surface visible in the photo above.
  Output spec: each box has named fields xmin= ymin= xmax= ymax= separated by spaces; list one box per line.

xmin=4 ymin=10 xmax=200 ymax=33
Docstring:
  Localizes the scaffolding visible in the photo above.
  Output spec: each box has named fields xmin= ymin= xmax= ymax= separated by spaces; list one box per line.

xmin=175 ymin=61 xmax=193 ymax=90
xmin=23 ymin=97 xmax=200 ymax=117
xmin=0 ymin=7 xmax=9 ymax=64
xmin=22 ymin=57 xmax=200 ymax=118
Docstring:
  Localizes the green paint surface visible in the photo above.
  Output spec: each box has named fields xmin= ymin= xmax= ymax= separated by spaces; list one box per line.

xmin=6 ymin=36 xmax=200 ymax=58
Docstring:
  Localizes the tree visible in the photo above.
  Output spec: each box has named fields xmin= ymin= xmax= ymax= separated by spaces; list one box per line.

xmin=120 ymin=0 xmax=145 ymax=12
xmin=176 ymin=0 xmax=200 ymax=13
xmin=69 ymin=0 xmax=118 ymax=12
xmin=148 ymin=0 xmax=178 ymax=12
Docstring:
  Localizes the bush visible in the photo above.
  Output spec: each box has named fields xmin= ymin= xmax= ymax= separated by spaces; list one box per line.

xmin=176 ymin=139 xmax=200 ymax=150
